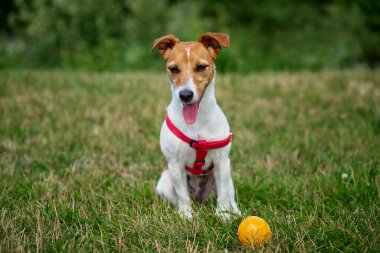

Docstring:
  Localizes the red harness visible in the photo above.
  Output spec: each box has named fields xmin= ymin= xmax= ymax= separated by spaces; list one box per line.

xmin=165 ymin=114 xmax=232 ymax=176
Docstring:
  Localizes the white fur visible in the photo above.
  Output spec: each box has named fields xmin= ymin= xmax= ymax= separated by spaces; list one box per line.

xmin=156 ymin=67 xmax=241 ymax=220
xmin=186 ymin=47 xmax=191 ymax=65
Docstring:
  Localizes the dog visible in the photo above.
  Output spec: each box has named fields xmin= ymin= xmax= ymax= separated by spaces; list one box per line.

xmin=152 ymin=33 xmax=241 ymax=220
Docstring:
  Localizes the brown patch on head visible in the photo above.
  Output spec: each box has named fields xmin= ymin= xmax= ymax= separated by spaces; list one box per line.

xmin=164 ymin=42 xmax=216 ymax=99
xmin=151 ymin=33 xmax=229 ymax=101
xmin=187 ymin=43 xmax=215 ymax=98
xmin=165 ymin=43 xmax=193 ymax=88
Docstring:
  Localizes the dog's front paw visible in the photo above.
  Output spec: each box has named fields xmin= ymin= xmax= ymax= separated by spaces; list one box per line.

xmin=231 ymin=207 xmax=242 ymax=216
xmin=216 ymin=208 xmax=232 ymax=221
xmin=216 ymin=205 xmax=241 ymax=221
xmin=178 ymin=205 xmax=193 ymax=220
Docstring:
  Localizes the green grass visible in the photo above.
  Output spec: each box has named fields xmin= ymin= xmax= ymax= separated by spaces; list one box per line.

xmin=0 ymin=70 xmax=379 ymax=252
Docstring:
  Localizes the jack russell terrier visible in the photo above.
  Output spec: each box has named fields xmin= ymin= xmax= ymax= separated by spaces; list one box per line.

xmin=152 ymin=33 xmax=241 ymax=220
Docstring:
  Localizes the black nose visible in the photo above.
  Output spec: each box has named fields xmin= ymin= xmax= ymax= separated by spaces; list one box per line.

xmin=179 ymin=89 xmax=194 ymax=103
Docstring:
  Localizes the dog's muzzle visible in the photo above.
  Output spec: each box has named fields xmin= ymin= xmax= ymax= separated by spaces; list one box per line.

xmin=179 ymin=89 xmax=194 ymax=103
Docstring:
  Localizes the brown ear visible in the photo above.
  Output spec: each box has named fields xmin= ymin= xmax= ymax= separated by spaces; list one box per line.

xmin=198 ymin=32 xmax=229 ymax=59
xmin=151 ymin=34 xmax=180 ymax=60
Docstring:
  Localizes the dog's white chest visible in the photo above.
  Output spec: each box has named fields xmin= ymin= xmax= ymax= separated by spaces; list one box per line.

xmin=160 ymin=122 xmax=215 ymax=170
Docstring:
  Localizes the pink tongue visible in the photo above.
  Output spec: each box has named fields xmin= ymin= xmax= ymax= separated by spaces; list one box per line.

xmin=182 ymin=103 xmax=199 ymax=124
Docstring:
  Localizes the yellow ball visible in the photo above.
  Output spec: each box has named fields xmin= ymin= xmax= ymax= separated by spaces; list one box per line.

xmin=238 ymin=216 xmax=271 ymax=247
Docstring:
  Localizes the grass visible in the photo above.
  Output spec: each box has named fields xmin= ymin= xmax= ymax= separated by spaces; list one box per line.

xmin=0 ymin=69 xmax=379 ymax=252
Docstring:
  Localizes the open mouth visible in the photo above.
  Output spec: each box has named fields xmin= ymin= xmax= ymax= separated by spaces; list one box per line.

xmin=182 ymin=102 xmax=199 ymax=124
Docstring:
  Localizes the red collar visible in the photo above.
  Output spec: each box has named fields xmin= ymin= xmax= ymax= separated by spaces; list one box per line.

xmin=165 ymin=114 xmax=232 ymax=176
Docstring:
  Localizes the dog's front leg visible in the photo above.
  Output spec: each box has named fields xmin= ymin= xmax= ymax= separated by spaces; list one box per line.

xmin=214 ymin=158 xmax=241 ymax=220
xmin=168 ymin=160 xmax=193 ymax=219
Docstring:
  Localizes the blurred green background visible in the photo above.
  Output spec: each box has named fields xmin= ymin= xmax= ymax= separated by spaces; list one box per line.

xmin=1 ymin=0 xmax=379 ymax=73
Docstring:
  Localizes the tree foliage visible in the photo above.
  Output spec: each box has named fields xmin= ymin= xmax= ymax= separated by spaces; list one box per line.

xmin=0 ymin=0 xmax=379 ymax=72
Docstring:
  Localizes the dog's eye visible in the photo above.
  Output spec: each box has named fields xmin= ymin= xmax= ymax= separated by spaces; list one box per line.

xmin=168 ymin=66 xmax=180 ymax=74
xmin=195 ymin=64 xmax=207 ymax=72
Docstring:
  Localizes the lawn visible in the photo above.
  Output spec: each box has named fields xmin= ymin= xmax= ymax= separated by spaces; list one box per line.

xmin=0 ymin=70 xmax=379 ymax=252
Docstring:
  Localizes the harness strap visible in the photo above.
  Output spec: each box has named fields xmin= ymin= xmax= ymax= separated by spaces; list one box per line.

xmin=165 ymin=114 xmax=232 ymax=176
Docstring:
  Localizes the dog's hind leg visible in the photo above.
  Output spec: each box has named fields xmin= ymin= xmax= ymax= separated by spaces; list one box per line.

xmin=156 ymin=170 xmax=178 ymax=205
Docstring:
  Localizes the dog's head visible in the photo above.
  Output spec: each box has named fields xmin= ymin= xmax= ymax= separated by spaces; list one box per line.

xmin=151 ymin=33 xmax=229 ymax=124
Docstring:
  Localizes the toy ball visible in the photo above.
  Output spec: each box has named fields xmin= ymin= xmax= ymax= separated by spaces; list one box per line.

xmin=238 ymin=216 xmax=271 ymax=247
